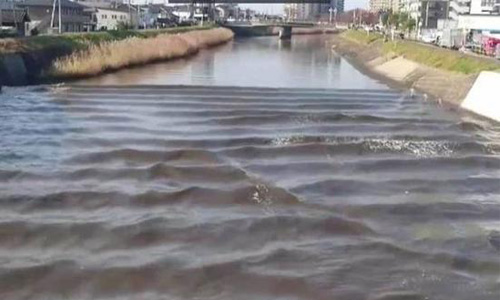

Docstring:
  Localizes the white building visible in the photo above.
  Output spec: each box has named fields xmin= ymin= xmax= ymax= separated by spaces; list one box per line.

xmin=449 ymin=0 xmax=471 ymax=20
xmin=369 ymin=0 xmax=400 ymax=12
xmin=458 ymin=13 xmax=500 ymax=29
xmin=284 ymin=3 xmax=321 ymax=21
xmin=470 ymin=0 xmax=500 ymax=14
xmin=399 ymin=0 xmax=420 ymax=20
xmin=94 ymin=7 xmax=131 ymax=30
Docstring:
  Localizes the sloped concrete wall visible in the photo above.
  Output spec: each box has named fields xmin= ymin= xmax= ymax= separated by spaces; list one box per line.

xmin=461 ymin=72 xmax=500 ymax=122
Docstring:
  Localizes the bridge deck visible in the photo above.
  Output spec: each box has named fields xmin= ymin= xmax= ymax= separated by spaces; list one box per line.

xmin=169 ymin=0 xmax=329 ymax=3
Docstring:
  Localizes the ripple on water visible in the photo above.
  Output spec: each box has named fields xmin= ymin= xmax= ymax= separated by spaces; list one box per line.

xmin=0 ymin=85 xmax=499 ymax=300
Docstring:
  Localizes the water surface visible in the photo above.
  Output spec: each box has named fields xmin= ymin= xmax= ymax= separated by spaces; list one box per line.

xmin=0 ymin=35 xmax=499 ymax=300
xmin=77 ymin=36 xmax=385 ymax=89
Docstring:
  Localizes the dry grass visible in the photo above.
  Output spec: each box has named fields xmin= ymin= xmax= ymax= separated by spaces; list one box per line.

xmin=0 ymin=38 xmax=25 ymax=53
xmin=50 ymin=28 xmax=234 ymax=78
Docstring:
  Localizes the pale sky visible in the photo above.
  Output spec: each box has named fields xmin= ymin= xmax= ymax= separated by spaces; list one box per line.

xmin=239 ymin=1 xmax=369 ymax=14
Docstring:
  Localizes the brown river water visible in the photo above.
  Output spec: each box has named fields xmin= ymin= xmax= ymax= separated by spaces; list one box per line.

xmin=1 ymin=35 xmax=500 ymax=300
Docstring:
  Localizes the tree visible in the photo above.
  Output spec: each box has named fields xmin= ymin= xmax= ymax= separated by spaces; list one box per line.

xmin=381 ymin=12 xmax=390 ymax=27
xmin=406 ymin=18 xmax=416 ymax=32
xmin=388 ymin=12 xmax=399 ymax=28
xmin=398 ymin=12 xmax=409 ymax=29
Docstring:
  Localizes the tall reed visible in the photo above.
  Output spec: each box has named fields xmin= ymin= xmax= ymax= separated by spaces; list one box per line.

xmin=50 ymin=28 xmax=234 ymax=78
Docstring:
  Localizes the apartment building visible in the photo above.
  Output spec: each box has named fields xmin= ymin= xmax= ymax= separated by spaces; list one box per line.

xmin=369 ymin=0 xmax=400 ymax=12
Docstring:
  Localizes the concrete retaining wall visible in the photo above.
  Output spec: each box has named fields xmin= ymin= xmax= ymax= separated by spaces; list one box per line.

xmin=330 ymin=36 xmax=500 ymax=121
xmin=0 ymin=54 xmax=28 ymax=86
xmin=461 ymin=71 xmax=500 ymax=122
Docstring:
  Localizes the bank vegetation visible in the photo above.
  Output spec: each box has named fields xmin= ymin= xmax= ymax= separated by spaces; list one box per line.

xmin=0 ymin=25 xmax=216 ymax=55
xmin=0 ymin=25 xmax=225 ymax=85
xmin=49 ymin=28 xmax=234 ymax=78
xmin=341 ymin=30 xmax=500 ymax=74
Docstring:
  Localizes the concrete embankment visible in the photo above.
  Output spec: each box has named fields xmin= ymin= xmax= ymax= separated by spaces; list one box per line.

xmin=0 ymin=26 xmax=232 ymax=86
xmin=331 ymin=31 xmax=500 ymax=122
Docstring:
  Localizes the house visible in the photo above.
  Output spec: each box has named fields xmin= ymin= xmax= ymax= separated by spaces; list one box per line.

xmin=72 ymin=0 xmax=114 ymax=8
xmin=138 ymin=4 xmax=178 ymax=29
xmin=88 ymin=6 xmax=131 ymax=31
xmin=172 ymin=5 xmax=192 ymax=22
xmin=0 ymin=8 xmax=31 ymax=36
xmin=16 ymin=0 xmax=89 ymax=34
xmin=215 ymin=4 xmax=240 ymax=21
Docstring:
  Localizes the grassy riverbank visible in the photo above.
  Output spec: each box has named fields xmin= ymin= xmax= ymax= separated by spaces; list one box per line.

xmin=341 ymin=30 xmax=500 ymax=74
xmin=0 ymin=25 xmax=215 ymax=54
xmin=0 ymin=25 xmax=231 ymax=85
xmin=50 ymin=28 xmax=234 ymax=79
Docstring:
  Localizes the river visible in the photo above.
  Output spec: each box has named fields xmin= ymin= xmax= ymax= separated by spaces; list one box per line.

xmin=0 ymin=35 xmax=499 ymax=300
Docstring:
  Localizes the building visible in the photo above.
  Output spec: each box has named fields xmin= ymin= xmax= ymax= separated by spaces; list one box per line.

xmin=399 ymin=0 xmax=452 ymax=28
xmin=16 ymin=0 xmax=89 ymax=34
xmin=466 ymin=0 xmax=500 ymax=14
xmin=449 ymin=0 xmax=471 ymax=20
xmin=0 ymin=6 xmax=30 ymax=36
xmin=284 ymin=4 xmax=309 ymax=20
xmin=458 ymin=13 xmax=500 ymax=29
xmin=399 ymin=0 xmax=420 ymax=20
xmin=284 ymin=3 xmax=324 ymax=21
xmin=139 ymin=4 xmax=178 ymax=28
xmin=446 ymin=0 xmax=500 ymax=20
xmin=285 ymin=1 xmax=344 ymax=21
xmin=318 ymin=0 xmax=345 ymax=17
xmin=369 ymin=0 xmax=400 ymax=12
xmin=336 ymin=0 xmax=345 ymax=13
xmin=89 ymin=6 xmax=131 ymax=30
xmin=420 ymin=0 xmax=448 ymax=28
xmin=215 ymin=3 xmax=239 ymax=20
xmin=72 ymin=0 xmax=114 ymax=8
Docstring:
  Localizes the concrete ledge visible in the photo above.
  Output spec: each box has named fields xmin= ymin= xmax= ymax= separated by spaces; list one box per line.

xmin=330 ymin=36 xmax=478 ymax=107
xmin=373 ymin=57 xmax=419 ymax=81
xmin=461 ymin=71 xmax=500 ymax=122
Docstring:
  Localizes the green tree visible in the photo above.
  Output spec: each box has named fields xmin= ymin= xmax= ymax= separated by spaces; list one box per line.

xmin=388 ymin=12 xmax=399 ymax=28
xmin=381 ymin=12 xmax=390 ymax=27
xmin=406 ymin=18 xmax=416 ymax=32
xmin=398 ymin=12 xmax=409 ymax=29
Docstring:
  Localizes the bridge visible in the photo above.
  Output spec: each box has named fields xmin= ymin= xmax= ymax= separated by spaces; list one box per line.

xmin=169 ymin=0 xmax=329 ymax=3
xmin=168 ymin=0 xmax=333 ymax=39
xmin=220 ymin=21 xmax=316 ymax=39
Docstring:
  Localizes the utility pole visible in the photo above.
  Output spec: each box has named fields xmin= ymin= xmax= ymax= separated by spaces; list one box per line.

xmin=128 ymin=0 xmax=131 ymax=29
xmin=58 ymin=0 xmax=62 ymax=33
xmin=201 ymin=2 xmax=204 ymax=25
xmin=50 ymin=0 xmax=56 ymax=32
xmin=334 ymin=7 xmax=337 ymax=26
xmin=425 ymin=1 xmax=429 ymax=28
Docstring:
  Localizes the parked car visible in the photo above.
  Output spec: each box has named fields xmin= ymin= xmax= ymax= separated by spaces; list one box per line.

xmin=421 ymin=34 xmax=437 ymax=44
xmin=482 ymin=36 xmax=500 ymax=58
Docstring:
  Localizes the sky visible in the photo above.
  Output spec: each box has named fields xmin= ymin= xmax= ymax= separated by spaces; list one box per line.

xmin=239 ymin=0 xmax=369 ymax=14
